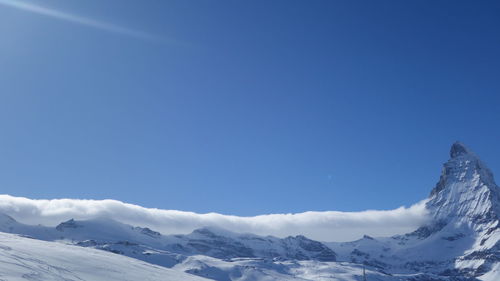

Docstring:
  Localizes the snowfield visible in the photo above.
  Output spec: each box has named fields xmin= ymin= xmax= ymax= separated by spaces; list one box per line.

xmin=0 ymin=232 xmax=209 ymax=281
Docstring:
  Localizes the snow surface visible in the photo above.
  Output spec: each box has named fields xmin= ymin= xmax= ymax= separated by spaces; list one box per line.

xmin=478 ymin=262 xmax=500 ymax=281
xmin=0 ymin=232 xmax=209 ymax=281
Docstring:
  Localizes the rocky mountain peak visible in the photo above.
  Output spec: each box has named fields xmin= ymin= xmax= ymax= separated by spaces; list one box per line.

xmin=450 ymin=141 xmax=472 ymax=158
xmin=56 ymin=219 xmax=82 ymax=232
xmin=430 ymin=143 xmax=495 ymax=196
xmin=427 ymin=143 xmax=499 ymax=226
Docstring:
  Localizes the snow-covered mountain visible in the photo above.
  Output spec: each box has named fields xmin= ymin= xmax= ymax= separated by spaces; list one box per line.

xmin=327 ymin=142 xmax=500 ymax=280
xmin=0 ymin=215 xmax=336 ymax=263
xmin=0 ymin=142 xmax=498 ymax=280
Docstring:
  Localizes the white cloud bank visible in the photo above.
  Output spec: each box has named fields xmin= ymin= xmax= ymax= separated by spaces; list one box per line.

xmin=0 ymin=194 xmax=429 ymax=242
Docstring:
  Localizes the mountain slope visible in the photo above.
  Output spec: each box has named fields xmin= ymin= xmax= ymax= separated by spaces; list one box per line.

xmin=0 ymin=231 xmax=209 ymax=281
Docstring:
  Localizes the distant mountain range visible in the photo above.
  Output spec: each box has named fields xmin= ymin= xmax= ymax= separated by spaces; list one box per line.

xmin=0 ymin=142 xmax=498 ymax=280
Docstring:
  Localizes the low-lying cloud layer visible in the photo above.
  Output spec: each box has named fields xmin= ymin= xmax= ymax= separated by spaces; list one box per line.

xmin=0 ymin=194 xmax=429 ymax=242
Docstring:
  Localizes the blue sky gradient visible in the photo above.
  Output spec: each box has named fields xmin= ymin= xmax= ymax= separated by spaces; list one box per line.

xmin=0 ymin=0 xmax=499 ymax=215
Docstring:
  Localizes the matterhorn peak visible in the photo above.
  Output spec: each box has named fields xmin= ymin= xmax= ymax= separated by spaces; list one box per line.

xmin=430 ymin=142 xmax=493 ymax=195
xmin=450 ymin=141 xmax=472 ymax=158
xmin=427 ymin=142 xmax=499 ymax=225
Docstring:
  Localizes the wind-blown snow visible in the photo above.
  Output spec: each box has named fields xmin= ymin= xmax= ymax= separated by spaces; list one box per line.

xmin=0 ymin=194 xmax=429 ymax=241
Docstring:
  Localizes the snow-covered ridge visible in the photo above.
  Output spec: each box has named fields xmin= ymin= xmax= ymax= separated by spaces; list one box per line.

xmin=0 ymin=214 xmax=337 ymax=263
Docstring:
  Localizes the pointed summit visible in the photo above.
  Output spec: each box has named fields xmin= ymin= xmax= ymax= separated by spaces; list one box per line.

xmin=427 ymin=142 xmax=499 ymax=225
xmin=450 ymin=141 xmax=472 ymax=158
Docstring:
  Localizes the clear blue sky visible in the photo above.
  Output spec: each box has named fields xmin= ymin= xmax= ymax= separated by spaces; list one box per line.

xmin=0 ymin=0 xmax=499 ymax=215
